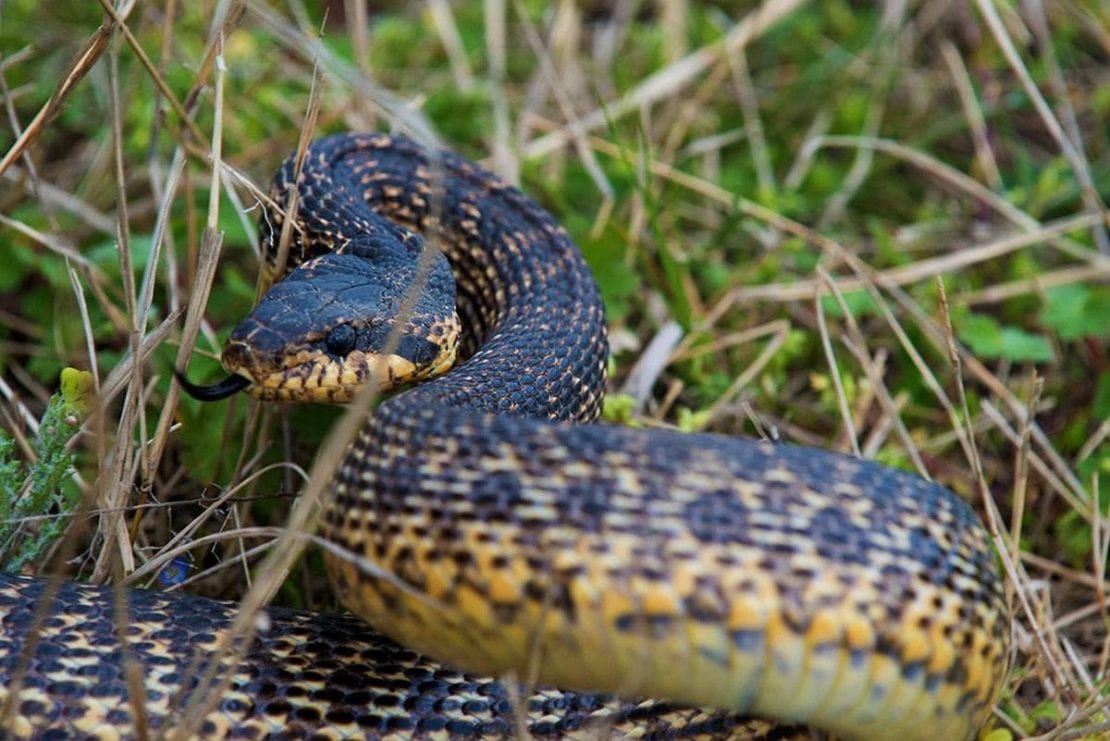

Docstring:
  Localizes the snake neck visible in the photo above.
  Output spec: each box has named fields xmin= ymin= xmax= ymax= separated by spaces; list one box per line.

xmin=261 ymin=133 xmax=608 ymax=422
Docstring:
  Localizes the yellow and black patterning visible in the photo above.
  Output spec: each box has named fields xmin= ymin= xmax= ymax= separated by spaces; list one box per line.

xmin=0 ymin=573 xmax=786 ymax=739
xmin=0 ymin=133 xmax=1011 ymax=740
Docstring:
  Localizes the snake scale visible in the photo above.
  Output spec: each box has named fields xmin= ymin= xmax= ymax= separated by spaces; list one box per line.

xmin=0 ymin=133 xmax=1010 ymax=739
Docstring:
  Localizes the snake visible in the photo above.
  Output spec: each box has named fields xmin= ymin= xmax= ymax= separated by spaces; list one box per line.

xmin=0 ymin=133 xmax=1011 ymax=739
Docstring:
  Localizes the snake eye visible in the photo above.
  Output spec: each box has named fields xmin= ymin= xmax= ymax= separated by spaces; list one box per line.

xmin=325 ymin=324 xmax=357 ymax=357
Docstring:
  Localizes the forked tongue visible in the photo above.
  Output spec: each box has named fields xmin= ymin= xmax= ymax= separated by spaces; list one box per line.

xmin=174 ymin=370 xmax=251 ymax=401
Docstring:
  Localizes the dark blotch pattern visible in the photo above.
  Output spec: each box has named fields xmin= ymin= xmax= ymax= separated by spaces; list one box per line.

xmin=0 ymin=574 xmax=779 ymax=739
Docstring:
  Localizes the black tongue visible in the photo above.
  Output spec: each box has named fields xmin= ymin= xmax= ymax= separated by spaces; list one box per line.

xmin=175 ymin=369 xmax=251 ymax=401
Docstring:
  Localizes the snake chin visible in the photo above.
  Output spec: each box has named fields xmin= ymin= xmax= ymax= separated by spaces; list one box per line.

xmin=226 ymin=343 xmax=458 ymax=403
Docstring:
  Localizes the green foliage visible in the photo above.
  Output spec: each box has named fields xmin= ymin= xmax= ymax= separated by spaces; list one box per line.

xmin=956 ymin=313 xmax=1054 ymax=363
xmin=820 ymin=290 xmax=879 ymax=319
xmin=675 ymin=406 xmax=713 ymax=433
xmin=1094 ymin=372 xmax=1110 ymax=421
xmin=601 ymin=393 xmax=636 ymax=425
xmin=423 ymin=89 xmax=492 ymax=151
xmin=1053 ymin=509 xmax=1093 ymax=565
xmin=580 ymin=234 xmax=642 ymax=321
xmin=1009 ymin=157 xmax=1077 ymax=218
xmin=980 ymin=729 xmax=1014 ymax=741
xmin=1041 ymin=284 xmax=1110 ymax=342
xmin=1027 ymin=699 xmax=1065 ymax=727
xmin=1049 ymin=443 xmax=1110 ymax=565
xmin=0 ymin=390 xmax=82 ymax=571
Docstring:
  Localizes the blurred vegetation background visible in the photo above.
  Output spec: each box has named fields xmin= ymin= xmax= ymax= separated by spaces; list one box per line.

xmin=0 ymin=1 xmax=1107 ymax=736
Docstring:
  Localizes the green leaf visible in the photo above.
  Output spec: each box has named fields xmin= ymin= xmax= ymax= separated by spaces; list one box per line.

xmin=676 ymin=407 xmax=713 ymax=433
xmin=1053 ymin=510 xmax=1091 ymax=564
xmin=602 ymin=394 xmax=637 ymax=425
xmin=582 ymin=246 xmax=639 ymax=320
xmin=1028 ymin=699 xmax=1064 ymax=724
xmin=957 ymin=314 xmax=1002 ymax=354
xmin=996 ymin=327 xmax=1054 ymax=363
xmin=980 ymin=729 xmax=1013 ymax=741
xmin=957 ymin=313 xmax=1053 ymax=362
xmin=1094 ymin=371 xmax=1110 ymax=420
xmin=820 ymin=289 xmax=877 ymax=318
xmin=0 ymin=252 xmax=27 ymax=292
xmin=1041 ymin=284 xmax=1110 ymax=341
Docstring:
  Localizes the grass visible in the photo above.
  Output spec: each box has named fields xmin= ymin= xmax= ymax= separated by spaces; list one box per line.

xmin=0 ymin=0 xmax=1108 ymax=736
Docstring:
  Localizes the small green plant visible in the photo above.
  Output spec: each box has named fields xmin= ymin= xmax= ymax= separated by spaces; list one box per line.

xmin=956 ymin=312 xmax=1055 ymax=363
xmin=1041 ymin=284 xmax=1110 ymax=342
xmin=0 ymin=369 xmax=86 ymax=570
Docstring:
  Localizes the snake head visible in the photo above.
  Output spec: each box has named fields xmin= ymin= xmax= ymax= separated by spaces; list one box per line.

xmin=179 ymin=231 xmax=460 ymax=403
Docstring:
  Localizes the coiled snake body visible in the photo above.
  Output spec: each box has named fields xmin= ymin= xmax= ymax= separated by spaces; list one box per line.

xmin=0 ymin=134 xmax=1010 ymax=739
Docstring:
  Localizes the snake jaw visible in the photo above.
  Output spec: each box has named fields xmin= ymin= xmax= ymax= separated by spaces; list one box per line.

xmin=241 ymin=350 xmax=384 ymax=403
xmin=221 ymin=340 xmax=459 ymax=404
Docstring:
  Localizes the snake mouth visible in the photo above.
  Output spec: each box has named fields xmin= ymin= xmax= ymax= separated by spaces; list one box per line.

xmin=175 ymin=370 xmax=252 ymax=401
